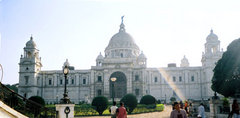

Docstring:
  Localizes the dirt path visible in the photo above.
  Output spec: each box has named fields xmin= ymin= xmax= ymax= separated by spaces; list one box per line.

xmin=76 ymin=105 xmax=172 ymax=118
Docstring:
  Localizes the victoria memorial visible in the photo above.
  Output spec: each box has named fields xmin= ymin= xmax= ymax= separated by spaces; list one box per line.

xmin=18 ymin=18 xmax=223 ymax=104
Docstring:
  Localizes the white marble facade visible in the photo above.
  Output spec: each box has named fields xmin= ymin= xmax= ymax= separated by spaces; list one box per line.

xmin=18 ymin=21 xmax=223 ymax=104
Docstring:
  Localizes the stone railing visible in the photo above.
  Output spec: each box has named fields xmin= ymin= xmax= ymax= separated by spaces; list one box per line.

xmin=0 ymin=82 xmax=56 ymax=118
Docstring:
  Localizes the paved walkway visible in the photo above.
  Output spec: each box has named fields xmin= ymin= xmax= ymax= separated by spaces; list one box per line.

xmin=76 ymin=105 xmax=172 ymax=118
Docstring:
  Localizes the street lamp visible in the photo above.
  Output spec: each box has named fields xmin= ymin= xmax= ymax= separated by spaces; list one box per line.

xmin=60 ymin=65 xmax=71 ymax=104
xmin=165 ymin=94 xmax=166 ymax=104
xmin=111 ymin=77 xmax=117 ymax=104
xmin=56 ymin=95 xmax=58 ymax=104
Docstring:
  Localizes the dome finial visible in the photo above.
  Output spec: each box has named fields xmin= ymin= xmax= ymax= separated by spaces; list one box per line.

xmin=119 ymin=16 xmax=125 ymax=32
xmin=121 ymin=15 xmax=124 ymax=24
xmin=210 ymin=29 xmax=213 ymax=34
xmin=30 ymin=34 xmax=33 ymax=40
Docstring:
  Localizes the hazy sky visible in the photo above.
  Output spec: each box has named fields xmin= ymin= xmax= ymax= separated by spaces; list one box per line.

xmin=1 ymin=0 xmax=240 ymax=84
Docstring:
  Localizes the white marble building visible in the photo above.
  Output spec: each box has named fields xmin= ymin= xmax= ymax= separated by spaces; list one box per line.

xmin=18 ymin=20 xmax=223 ymax=104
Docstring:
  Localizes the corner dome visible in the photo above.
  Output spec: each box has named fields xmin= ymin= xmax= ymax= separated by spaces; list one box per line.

xmin=26 ymin=36 xmax=36 ymax=48
xmin=180 ymin=55 xmax=189 ymax=67
xmin=138 ymin=51 xmax=146 ymax=59
xmin=206 ymin=29 xmax=218 ymax=42
xmin=96 ymin=52 xmax=104 ymax=60
xmin=63 ymin=59 xmax=70 ymax=67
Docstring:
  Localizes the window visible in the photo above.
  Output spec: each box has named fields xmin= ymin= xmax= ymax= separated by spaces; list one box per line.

xmin=98 ymin=76 xmax=102 ymax=82
xmin=66 ymin=79 xmax=68 ymax=84
xmin=49 ymin=79 xmax=52 ymax=85
xmin=83 ymin=79 xmax=86 ymax=84
xmin=60 ymin=79 xmax=63 ymax=85
xmin=173 ymin=76 xmax=176 ymax=82
xmin=121 ymin=53 xmax=123 ymax=58
xmin=72 ymin=79 xmax=74 ymax=84
xmin=97 ymin=89 xmax=102 ymax=96
xmin=154 ymin=77 xmax=158 ymax=82
xmin=179 ymin=76 xmax=182 ymax=82
xmin=135 ymin=75 xmax=139 ymax=81
xmin=191 ymin=76 xmax=194 ymax=81
xmin=173 ymin=91 xmax=176 ymax=96
xmin=135 ymin=89 xmax=139 ymax=96
xmin=24 ymin=76 xmax=29 ymax=85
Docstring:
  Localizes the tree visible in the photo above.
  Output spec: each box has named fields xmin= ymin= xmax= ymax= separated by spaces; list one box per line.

xmin=5 ymin=83 xmax=18 ymax=93
xmin=120 ymin=94 xmax=137 ymax=114
xmin=27 ymin=96 xmax=45 ymax=117
xmin=140 ymin=95 xmax=156 ymax=105
xmin=170 ymin=97 xmax=176 ymax=102
xmin=91 ymin=96 xmax=108 ymax=115
xmin=212 ymin=38 xmax=240 ymax=97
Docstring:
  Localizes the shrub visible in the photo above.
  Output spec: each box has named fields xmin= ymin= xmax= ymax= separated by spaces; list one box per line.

xmin=28 ymin=96 xmax=45 ymax=106
xmin=91 ymin=96 xmax=108 ymax=115
xmin=140 ymin=95 xmax=156 ymax=105
xmin=120 ymin=94 xmax=137 ymax=114
xmin=222 ymin=97 xmax=229 ymax=107
xmin=170 ymin=97 xmax=176 ymax=102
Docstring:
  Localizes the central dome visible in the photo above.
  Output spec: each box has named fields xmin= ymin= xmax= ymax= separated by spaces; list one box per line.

xmin=104 ymin=17 xmax=140 ymax=58
xmin=105 ymin=23 xmax=139 ymax=52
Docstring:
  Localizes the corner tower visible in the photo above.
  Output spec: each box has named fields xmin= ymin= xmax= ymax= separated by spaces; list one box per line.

xmin=201 ymin=29 xmax=223 ymax=98
xmin=18 ymin=36 xmax=42 ymax=98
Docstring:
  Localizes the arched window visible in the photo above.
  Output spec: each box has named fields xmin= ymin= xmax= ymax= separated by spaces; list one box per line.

xmin=173 ymin=76 xmax=176 ymax=82
xmin=83 ymin=79 xmax=86 ymax=84
xmin=97 ymin=89 xmax=102 ymax=96
xmin=27 ymin=52 xmax=32 ymax=58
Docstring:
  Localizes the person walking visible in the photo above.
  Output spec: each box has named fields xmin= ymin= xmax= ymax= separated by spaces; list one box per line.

xmin=109 ymin=101 xmax=118 ymax=118
xmin=232 ymin=99 xmax=240 ymax=118
xmin=116 ymin=102 xmax=127 ymax=118
xmin=198 ymin=103 xmax=205 ymax=118
xmin=170 ymin=102 xmax=188 ymax=118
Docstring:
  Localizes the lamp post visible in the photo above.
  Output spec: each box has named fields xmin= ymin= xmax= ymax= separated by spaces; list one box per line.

xmin=60 ymin=65 xmax=71 ymax=104
xmin=56 ymin=95 xmax=58 ymax=104
xmin=111 ymin=77 xmax=117 ymax=104
xmin=165 ymin=94 xmax=166 ymax=104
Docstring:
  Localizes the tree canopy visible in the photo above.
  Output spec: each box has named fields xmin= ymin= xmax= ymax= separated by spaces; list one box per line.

xmin=91 ymin=96 xmax=108 ymax=115
xmin=212 ymin=38 xmax=240 ymax=97
xmin=140 ymin=95 xmax=156 ymax=105
xmin=120 ymin=94 xmax=137 ymax=114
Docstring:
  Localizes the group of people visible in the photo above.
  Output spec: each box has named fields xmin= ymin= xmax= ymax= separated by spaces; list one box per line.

xmin=170 ymin=101 xmax=205 ymax=118
xmin=109 ymin=101 xmax=127 ymax=118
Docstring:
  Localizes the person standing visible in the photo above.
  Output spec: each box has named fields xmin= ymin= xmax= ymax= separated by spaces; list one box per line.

xmin=170 ymin=102 xmax=188 ymax=118
xmin=232 ymin=99 xmax=240 ymax=118
xmin=184 ymin=101 xmax=189 ymax=114
xmin=198 ymin=103 xmax=205 ymax=118
xmin=116 ymin=102 xmax=127 ymax=118
xmin=109 ymin=101 xmax=118 ymax=118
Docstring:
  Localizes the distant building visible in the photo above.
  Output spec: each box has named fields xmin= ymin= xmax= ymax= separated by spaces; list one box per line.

xmin=18 ymin=19 xmax=223 ymax=104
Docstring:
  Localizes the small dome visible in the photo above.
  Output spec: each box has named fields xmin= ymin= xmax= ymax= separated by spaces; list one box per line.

xmin=180 ymin=55 xmax=189 ymax=67
xmin=96 ymin=52 xmax=104 ymax=60
xmin=206 ymin=29 xmax=218 ymax=42
xmin=138 ymin=51 xmax=146 ymax=59
xmin=63 ymin=59 xmax=70 ymax=67
xmin=26 ymin=36 xmax=36 ymax=48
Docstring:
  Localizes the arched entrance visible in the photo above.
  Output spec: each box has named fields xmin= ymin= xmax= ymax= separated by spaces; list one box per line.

xmin=109 ymin=71 xmax=127 ymax=98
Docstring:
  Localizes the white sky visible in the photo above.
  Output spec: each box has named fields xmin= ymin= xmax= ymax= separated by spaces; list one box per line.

xmin=0 ymin=0 xmax=240 ymax=84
